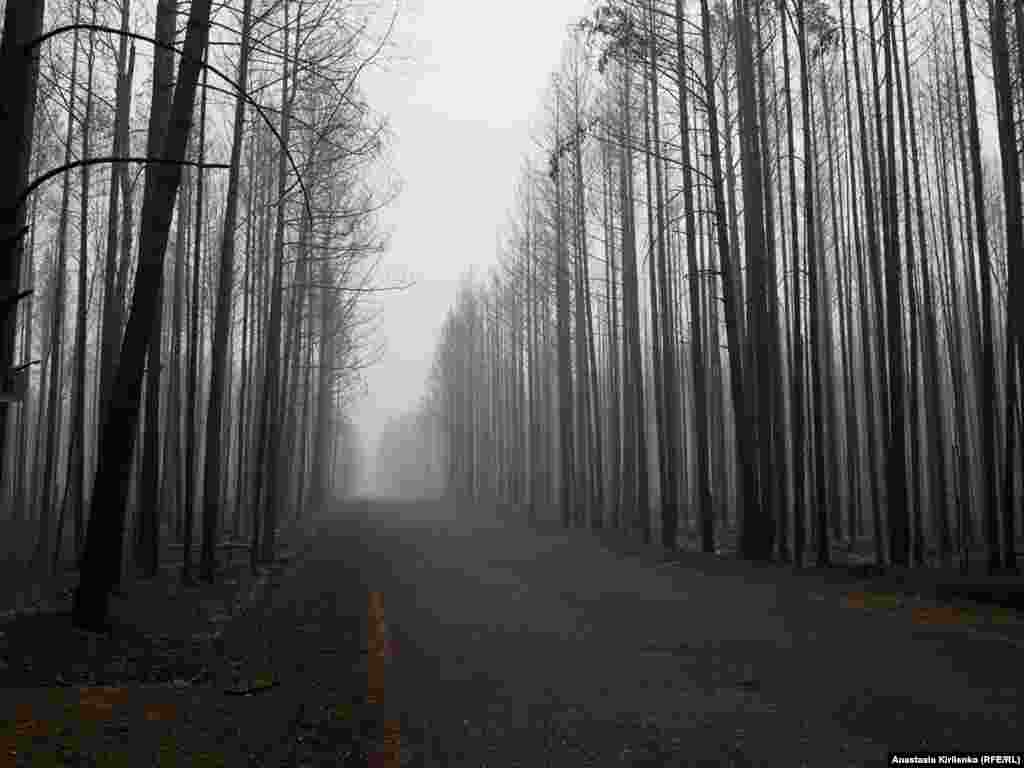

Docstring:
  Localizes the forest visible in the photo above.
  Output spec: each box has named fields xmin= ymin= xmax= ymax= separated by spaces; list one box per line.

xmin=1 ymin=0 xmax=1022 ymax=647
xmin=0 ymin=0 xmax=393 ymax=631
xmin=1 ymin=0 xmax=1022 ymax=761
xmin=386 ymin=0 xmax=1024 ymax=576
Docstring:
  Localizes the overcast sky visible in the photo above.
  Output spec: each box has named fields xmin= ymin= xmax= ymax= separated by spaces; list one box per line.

xmin=353 ymin=0 xmax=589 ymax=490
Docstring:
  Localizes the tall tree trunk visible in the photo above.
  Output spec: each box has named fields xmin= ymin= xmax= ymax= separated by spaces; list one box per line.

xmin=889 ymin=7 xmax=922 ymax=563
xmin=312 ymin=246 xmax=334 ymax=511
xmin=11 ymin=182 xmax=38 ymax=520
xmin=97 ymin=2 xmax=133 ymax=478
xmin=780 ymin=0 xmax=805 ymax=563
xmin=758 ymin=0 xmax=785 ymax=562
xmin=795 ymin=0 xmax=829 ymax=567
xmin=931 ymin=44 xmax=975 ymax=568
xmin=820 ymin=68 xmax=843 ymax=548
xmin=136 ymin=0 xmax=177 ymax=580
xmin=676 ymin=0 xmax=713 ymax=554
xmin=255 ymin=0 xmax=296 ymax=563
xmin=235 ymin=128 xmax=257 ymax=536
xmin=606 ymin=136 xmax=620 ymax=531
xmin=990 ymin=0 xmax=1021 ymax=572
xmin=833 ymin=49 xmax=863 ymax=552
xmin=573 ymin=132 xmax=604 ymax=529
xmin=35 ymin=10 xmax=81 ymax=572
xmin=852 ymin=0 xmax=887 ymax=564
xmin=553 ymin=106 xmax=575 ymax=530
xmin=647 ymin=0 xmax=679 ymax=551
xmin=702 ymin=0 xmax=747 ymax=557
xmin=640 ymin=56 xmax=665 ymax=544
xmin=163 ymin=160 xmax=187 ymax=545
xmin=619 ymin=59 xmax=648 ymax=540
xmin=0 ymin=0 xmax=47 ymax=487
xmin=720 ymin=33 xmax=744 ymax=347
xmin=958 ymin=0 xmax=1000 ymax=572
xmin=73 ymin=0 xmax=215 ymax=631
xmin=67 ymin=6 xmax=97 ymax=563
xmin=202 ymin=0 xmax=252 ymax=582
xmin=184 ymin=73 xmax=208 ymax=580
xmin=735 ymin=0 xmax=770 ymax=561
xmin=904 ymin=0 xmax=951 ymax=564
xmin=878 ymin=0 xmax=909 ymax=567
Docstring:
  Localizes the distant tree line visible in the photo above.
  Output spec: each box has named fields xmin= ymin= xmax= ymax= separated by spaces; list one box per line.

xmin=374 ymin=396 xmax=445 ymax=500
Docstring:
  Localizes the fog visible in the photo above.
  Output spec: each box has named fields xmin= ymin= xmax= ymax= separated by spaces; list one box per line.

xmin=351 ymin=0 xmax=592 ymax=493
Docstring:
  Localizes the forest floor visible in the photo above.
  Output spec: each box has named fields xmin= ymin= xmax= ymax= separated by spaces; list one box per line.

xmin=0 ymin=519 xmax=373 ymax=767
xmin=0 ymin=502 xmax=1022 ymax=766
xmin=576 ymin=519 xmax=1024 ymax=650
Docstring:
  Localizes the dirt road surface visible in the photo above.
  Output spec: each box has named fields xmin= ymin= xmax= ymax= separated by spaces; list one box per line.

xmin=304 ymin=498 xmax=1021 ymax=766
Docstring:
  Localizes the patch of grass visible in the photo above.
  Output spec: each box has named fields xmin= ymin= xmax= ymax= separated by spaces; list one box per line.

xmin=24 ymin=749 xmax=63 ymax=767
xmin=156 ymin=734 xmax=179 ymax=768
xmin=990 ymin=608 xmax=1022 ymax=625
xmin=189 ymin=750 xmax=227 ymax=767
xmin=330 ymin=703 xmax=354 ymax=722
xmin=94 ymin=748 xmax=132 ymax=767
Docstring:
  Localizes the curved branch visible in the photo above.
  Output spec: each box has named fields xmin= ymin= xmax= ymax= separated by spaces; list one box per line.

xmin=24 ymin=23 xmax=313 ymax=223
xmin=18 ymin=156 xmax=229 ymax=210
xmin=10 ymin=359 xmax=42 ymax=374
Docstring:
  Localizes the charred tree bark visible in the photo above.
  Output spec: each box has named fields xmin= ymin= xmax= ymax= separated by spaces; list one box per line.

xmin=72 ymin=0 xmax=214 ymax=632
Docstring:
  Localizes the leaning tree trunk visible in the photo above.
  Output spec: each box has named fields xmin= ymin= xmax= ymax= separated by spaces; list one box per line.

xmin=96 ymin=0 xmax=133 ymax=476
xmin=72 ymin=0 xmax=215 ymax=632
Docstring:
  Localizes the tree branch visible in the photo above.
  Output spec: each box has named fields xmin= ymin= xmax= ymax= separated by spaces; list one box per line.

xmin=18 ymin=156 xmax=229 ymax=210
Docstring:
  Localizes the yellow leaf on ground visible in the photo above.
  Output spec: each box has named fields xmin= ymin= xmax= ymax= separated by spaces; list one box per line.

xmin=911 ymin=605 xmax=979 ymax=625
xmin=78 ymin=687 xmax=127 ymax=722
xmin=844 ymin=591 xmax=903 ymax=611
xmin=145 ymin=703 xmax=178 ymax=722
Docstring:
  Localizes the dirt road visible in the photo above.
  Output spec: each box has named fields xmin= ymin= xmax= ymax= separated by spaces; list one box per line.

xmin=310 ymin=498 xmax=1021 ymax=766
xmin=6 ymin=498 xmax=1015 ymax=766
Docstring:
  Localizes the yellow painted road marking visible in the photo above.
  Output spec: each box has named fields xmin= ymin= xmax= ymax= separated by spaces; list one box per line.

xmin=367 ymin=590 xmax=401 ymax=767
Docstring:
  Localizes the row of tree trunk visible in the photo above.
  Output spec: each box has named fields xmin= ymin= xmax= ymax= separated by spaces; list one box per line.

xmin=426 ymin=0 xmax=1022 ymax=574
xmin=0 ymin=0 xmax=390 ymax=629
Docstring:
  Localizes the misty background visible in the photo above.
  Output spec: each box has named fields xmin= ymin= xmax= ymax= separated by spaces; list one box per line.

xmin=354 ymin=0 xmax=590 ymax=495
